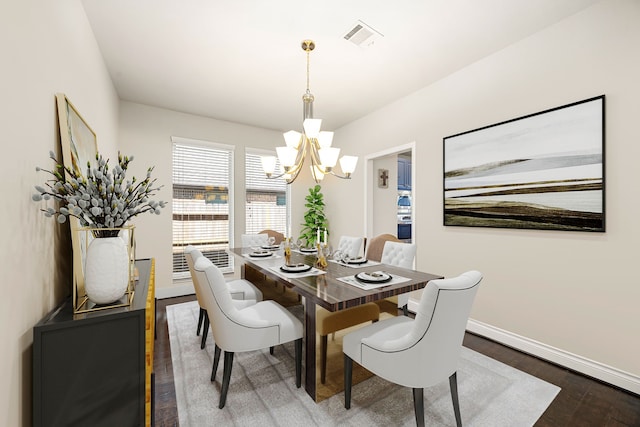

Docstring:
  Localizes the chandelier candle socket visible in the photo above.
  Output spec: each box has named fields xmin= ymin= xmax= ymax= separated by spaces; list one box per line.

xmin=261 ymin=40 xmax=358 ymax=184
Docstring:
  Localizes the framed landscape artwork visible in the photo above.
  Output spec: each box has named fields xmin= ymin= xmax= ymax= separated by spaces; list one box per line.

xmin=443 ymin=95 xmax=605 ymax=232
xmin=56 ymin=93 xmax=98 ymax=304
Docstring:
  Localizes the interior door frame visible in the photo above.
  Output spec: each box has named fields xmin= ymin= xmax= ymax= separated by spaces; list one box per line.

xmin=363 ymin=141 xmax=416 ymax=244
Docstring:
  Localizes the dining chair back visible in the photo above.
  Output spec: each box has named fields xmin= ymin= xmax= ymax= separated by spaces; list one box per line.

xmin=381 ymin=241 xmax=416 ymax=269
xmin=184 ymin=246 xmax=262 ymax=349
xmin=336 ymin=236 xmax=364 ymax=258
xmin=365 ymin=233 xmax=400 ymax=262
xmin=343 ymin=270 xmax=483 ymax=427
xmin=241 ymin=233 xmax=269 ymax=248
xmin=258 ymin=229 xmax=285 ymax=245
xmin=370 ymin=239 xmax=416 ymax=315
xmin=194 ymin=256 xmax=303 ymax=408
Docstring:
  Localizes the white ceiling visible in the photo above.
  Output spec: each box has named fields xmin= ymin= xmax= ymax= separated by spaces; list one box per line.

xmin=81 ymin=0 xmax=599 ymax=133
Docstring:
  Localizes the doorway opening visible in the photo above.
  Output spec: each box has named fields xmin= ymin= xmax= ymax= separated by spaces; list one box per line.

xmin=364 ymin=142 xmax=415 ymax=244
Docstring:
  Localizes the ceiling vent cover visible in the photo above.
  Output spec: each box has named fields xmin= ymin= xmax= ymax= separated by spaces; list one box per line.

xmin=343 ymin=20 xmax=383 ymax=48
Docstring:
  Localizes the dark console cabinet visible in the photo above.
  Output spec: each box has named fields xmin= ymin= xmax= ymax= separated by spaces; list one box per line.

xmin=33 ymin=259 xmax=155 ymax=427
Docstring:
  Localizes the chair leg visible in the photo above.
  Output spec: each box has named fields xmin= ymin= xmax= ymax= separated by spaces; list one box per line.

xmin=449 ymin=372 xmax=462 ymax=427
xmin=197 ymin=307 xmax=205 ymax=336
xmin=320 ymin=335 xmax=328 ymax=384
xmin=295 ymin=338 xmax=302 ymax=388
xmin=201 ymin=312 xmax=209 ymax=349
xmin=402 ymin=304 xmax=409 ymax=316
xmin=211 ymin=344 xmax=221 ymax=381
xmin=413 ymin=388 xmax=425 ymax=427
xmin=344 ymin=355 xmax=353 ymax=409
xmin=269 ymin=346 xmax=274 ymax=355
xmin=219 ymin=351 xmax=234 ymax=409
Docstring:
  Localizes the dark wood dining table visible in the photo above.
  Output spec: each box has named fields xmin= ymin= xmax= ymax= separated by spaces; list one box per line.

xmin=228 ymin=247 xmax=443 ymax=402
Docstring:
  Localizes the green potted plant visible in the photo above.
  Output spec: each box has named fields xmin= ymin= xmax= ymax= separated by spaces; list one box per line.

xmin=298 ymin=184 xmax=328 ymax=248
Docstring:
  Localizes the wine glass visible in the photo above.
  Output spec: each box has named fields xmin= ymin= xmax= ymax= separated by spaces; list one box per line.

xmin=267 ymin=236 xmax=276 ymax=247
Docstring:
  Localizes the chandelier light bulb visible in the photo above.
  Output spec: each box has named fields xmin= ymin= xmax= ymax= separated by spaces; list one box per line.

xmin=283 ymin=130 xmax=302 ymax=149
xmin=261 ymin=156 xmax=277 ymax=176
xmin=317 ymin=131 xmax=334 ymax=149
xmin=339 ymin=155 xmax=358 ymax=175
xmin=276 ymin=146 xmax=298 ymax=168
xmin=303 ymin=118 xmax=322 ymax=139
xmin=319 ymin=147 xmax=340 ymax=169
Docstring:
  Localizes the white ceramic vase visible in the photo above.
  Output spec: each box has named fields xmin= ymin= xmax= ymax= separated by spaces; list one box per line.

xmin=85 ymin=236 xmax=129 ymax=305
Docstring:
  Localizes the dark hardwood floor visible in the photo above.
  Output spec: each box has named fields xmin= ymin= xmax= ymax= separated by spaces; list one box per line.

xmin=153 ymin=295 xmax=640 ymax=426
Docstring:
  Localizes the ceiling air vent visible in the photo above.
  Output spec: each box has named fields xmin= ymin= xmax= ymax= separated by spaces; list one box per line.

xmin=343 ymin=20 xmax=383 ymax=48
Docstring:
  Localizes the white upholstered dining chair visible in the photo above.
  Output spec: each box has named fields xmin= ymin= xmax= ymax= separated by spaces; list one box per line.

xmin=184 ymin=246 xmax=262 ymax=348
xmin=343 ymin=270 xmax=483 ymax=427
xmin=336 ymin=235 xmax=364 ymax=258
xmin=194 ymin=256 xmax=304 ymax=409
xmin=381 ymin=241 xmax=417 ymax=316
xmin=241 ymin=233 xmax=269 ymax=248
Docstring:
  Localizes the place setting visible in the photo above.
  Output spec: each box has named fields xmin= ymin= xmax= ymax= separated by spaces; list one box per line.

xmin=337 ymin=270 xmax=410 ymax=290
xmin=328 ymin=250 xmax=381 ymax=269
xmin=269 ymin=262 xmax=326 ymax=279
xmin=259 ymin=236 xmax=280 ymax=251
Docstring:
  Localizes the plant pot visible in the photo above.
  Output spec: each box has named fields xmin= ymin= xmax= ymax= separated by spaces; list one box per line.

xmin=85 ymin=236 xmax=130 ymax=305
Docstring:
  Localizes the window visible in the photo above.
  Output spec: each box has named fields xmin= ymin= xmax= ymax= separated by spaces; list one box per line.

xmin=172 ymin=137 xmax=234 ymax=278
xmin=245 ymin=150 xmax=289 ymax=237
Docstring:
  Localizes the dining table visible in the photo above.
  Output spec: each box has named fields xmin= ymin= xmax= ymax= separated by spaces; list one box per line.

xmin=228 ymin=246 xmax=443 ymax=402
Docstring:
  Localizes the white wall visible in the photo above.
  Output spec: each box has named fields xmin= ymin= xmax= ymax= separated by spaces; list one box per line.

xmin=327 ymin=0 xmax=640 ymax=389
xmin=0 ymin=1 xmax=119 ymax=425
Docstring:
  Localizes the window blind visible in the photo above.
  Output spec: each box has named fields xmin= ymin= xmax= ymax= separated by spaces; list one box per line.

xmin=172 ymin=141 xmax=233 ymax=278
xmin=245 ymin=151 xmax=289 ymax=236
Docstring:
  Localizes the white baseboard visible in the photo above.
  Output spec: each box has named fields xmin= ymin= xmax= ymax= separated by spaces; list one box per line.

xmin=467 ymin=319 xmax=640 ymax=395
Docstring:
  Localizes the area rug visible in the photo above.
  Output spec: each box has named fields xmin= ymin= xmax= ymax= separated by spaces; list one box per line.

xmin=167 ymin=301 xmax=559 ymax=426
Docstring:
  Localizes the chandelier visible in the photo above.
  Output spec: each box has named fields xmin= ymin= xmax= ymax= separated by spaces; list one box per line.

xmin=261 ymin=40 xmax=358 ymax=184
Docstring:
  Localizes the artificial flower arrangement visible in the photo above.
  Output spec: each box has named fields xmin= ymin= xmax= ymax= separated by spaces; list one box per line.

xmin=33 ymin=151 xmax=165 ymax=237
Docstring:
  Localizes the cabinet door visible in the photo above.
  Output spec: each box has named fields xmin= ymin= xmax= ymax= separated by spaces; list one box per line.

xmin=33 ymin=314 xmax=145 ymax=427
xmin=405 ymin=160 xmax=412 ymax=190
xmin=397 ymin=158 xmax=408 ymax=190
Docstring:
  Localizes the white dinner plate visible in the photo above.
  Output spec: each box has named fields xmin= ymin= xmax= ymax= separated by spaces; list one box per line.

xmin=280 ymin=263 xmax=312 ymax=273
xmin=355 ymin=271 xmax=392 ymax=283
xmin=249 ymin=250 xmax=273 ymax=258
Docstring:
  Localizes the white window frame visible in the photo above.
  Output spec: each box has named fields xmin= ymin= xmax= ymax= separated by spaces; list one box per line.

xmin=245 ymin=147 xmax=291 ymax=238
xmin=171 ymin=136 xmax=235 ymax=279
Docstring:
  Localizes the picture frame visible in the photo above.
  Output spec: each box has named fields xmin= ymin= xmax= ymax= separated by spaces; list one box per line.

xmin=56 ymin=93 xmax=98 ymax=307
xmin=443 ymin=95 xmax=605 ymax=232
xmin=378 ymin=168 xmax=389 ymax=188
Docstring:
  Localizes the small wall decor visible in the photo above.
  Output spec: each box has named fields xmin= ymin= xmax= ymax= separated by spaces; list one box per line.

xmin=378 ymin=168 xmax=389 ymax=188
xmin=444 ymin=95 xmax=605 ymax=232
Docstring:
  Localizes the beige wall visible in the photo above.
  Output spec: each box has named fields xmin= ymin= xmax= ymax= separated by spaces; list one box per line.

xmin=328 ymin=0 xmax=640 ymax=387
xmin=0 ymin=1 xmax=119 ymax=425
